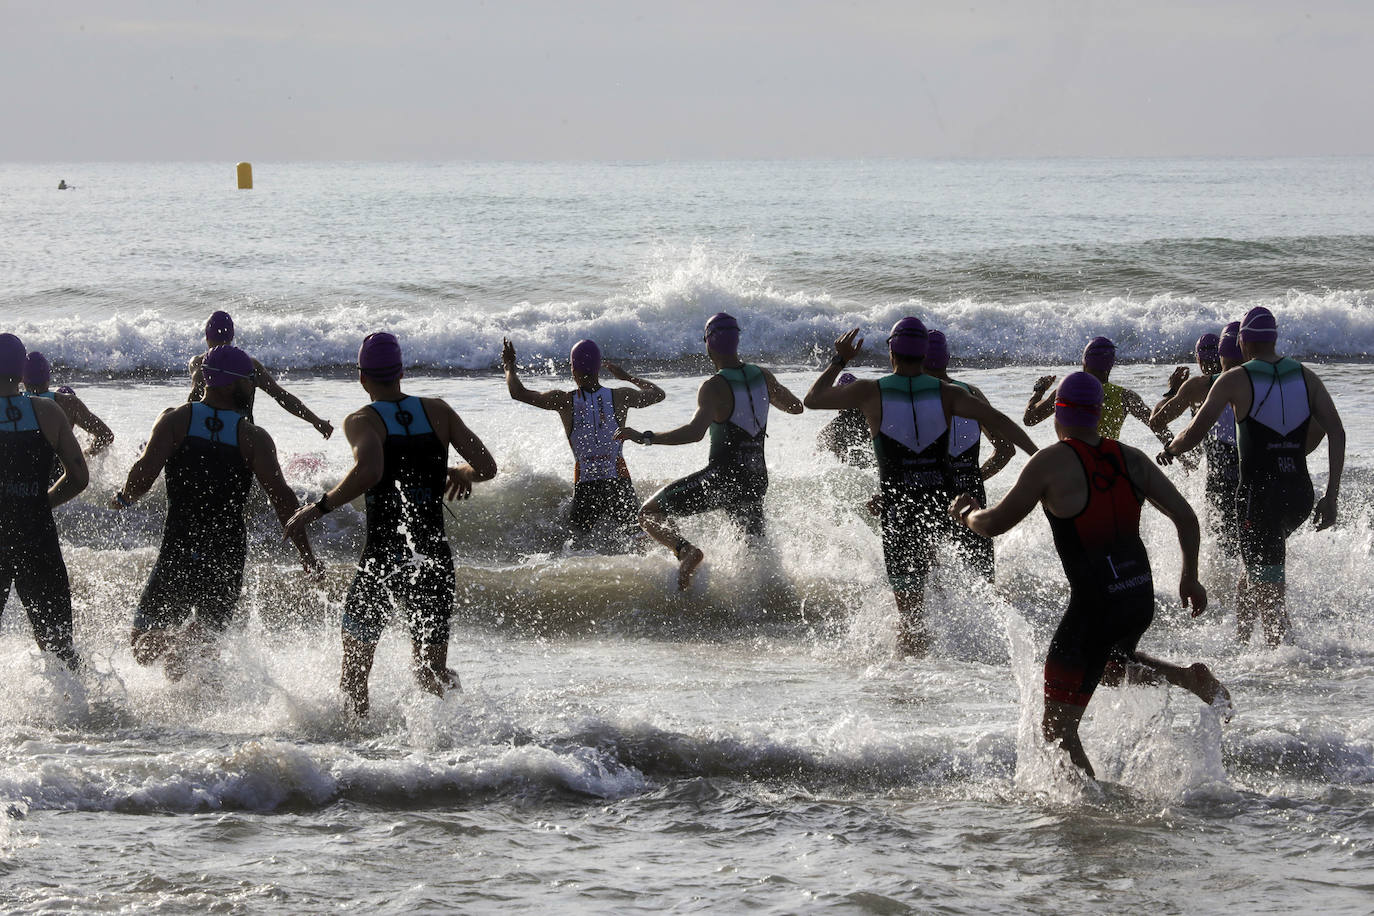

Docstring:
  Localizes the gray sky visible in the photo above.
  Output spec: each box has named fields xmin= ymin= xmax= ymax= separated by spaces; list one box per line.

xmin=4 ymin=0 xmax=1371 ymax=160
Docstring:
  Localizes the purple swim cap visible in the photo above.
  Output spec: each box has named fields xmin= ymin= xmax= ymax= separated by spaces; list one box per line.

xmin=925 ymin=330 xmax=949 ymax=371
xmin=203 ymin=345 xmax=254 ymax=388
xmin=1055 ymin=371 xmax=1104 ymax=429
xmin=1240 ymin=307 xmax=1278 ymax=343
xmin=704 ymin=313 xmax=741 ymax=355
xmin=358 ymin=332 xmax=404 ymax=381
xmin=205 ymin=310 xmax=235 ymax=345
xmin=1082 ymin=337 xmax=1116 ymax=373
xmin=1195 ymin=334 xmax=1220 ymax=369
xmin=887 ymin=317 xmax=928 ymax=359
xmin=570 ymin=339 xmax=601 ymax=375
xmin=0 ymin=334 xmax=25 ymax=379
xmin=837 ymin=372 xmax=858 ymax=386
xmin=1219 ymin=321 xmax=1242 ymax=361
xmin=23 ymin=352 xmax=51 ymax=388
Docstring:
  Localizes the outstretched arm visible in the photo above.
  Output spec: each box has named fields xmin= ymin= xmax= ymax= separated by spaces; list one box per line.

xmin=255 ymin=363 xmax=334 ymax=439
xmin=764 ymin=369 xmax=804 ymax=415
xmin=1124 ymin=387 xmax=1174 ymax=448
xmin=245 ymin=425 xmax=319 ymax=572
xmin=948 ymin=386 xmax=1037 ymax=457
xmin=283 ymin=412 xmax=384 ymax=539
xmin=605 ymin=360 xmax=665 ymax=409
xmin=618 ymin=377 xmax=720 ymax=446
xmin=1161 ymin=368 xmax=1244 ymax=462
xmin=1149 ymin=373 xmax=1207 ymax=429
xmin=501 ymin=338 xmax=571 ymax=412
xmin=951 ymin=449 xmax=1053 ymax=538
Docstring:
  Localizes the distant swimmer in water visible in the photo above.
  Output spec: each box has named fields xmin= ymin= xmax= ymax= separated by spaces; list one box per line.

xmin=1025 ymin=337 xmax=1175 ymax=451
xmin=617 ymin=313 xmax=804 ymax=591
xmin=805 ymin=321 xmax=1036 ymax=656
xmin=284 ymin=332 xmax=497 ymax=717
xmin=23 ymin=351 xmax=114 ymax=465
xmin=112 ymin=345 xmax=321 ymax=681
xmin=1149 ymin=329 xmax=1243 ymax=588
xmin=0 ymin=333 xmax=89 ymax=672
xmin=1160 ymin=307 xmax=1345 ymax=647
xmin=951 ymin=372 xmax=1228 ymax=779
xmin=188 ymin=310 xmax=334 ymax=439
xmin=57 ymin=180 xmax=70 ymax=190
xmin=501 ymin=337 xmax=664 ymax=548
xmin=923 ymin=330 xmax=1016 ymax=583
xmin=815 ymin=372 xmax=872 ymax=468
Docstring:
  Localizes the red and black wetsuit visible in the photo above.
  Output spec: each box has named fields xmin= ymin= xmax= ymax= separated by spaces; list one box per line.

xmin=1043 ymin=437 xmax=1154 ymax=709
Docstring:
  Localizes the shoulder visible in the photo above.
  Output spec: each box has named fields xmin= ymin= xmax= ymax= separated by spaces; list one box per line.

xmin=188 ymin=353 xmax=205 ymax=370
xmin=28 ymin=395 xmax=64 ymax=422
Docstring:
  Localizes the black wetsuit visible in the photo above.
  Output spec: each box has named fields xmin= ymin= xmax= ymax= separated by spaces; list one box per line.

xmin=134 ymin=403 xmax=254 ymax=633
xmin=1043 ymin=437 xmax=1154 ymax=709
xmin=1198 ymin=374 xmax=1241 ymax=559
xmin=873 ymin=373 xmax=950 ymax=593
xmin=1235 ymin=358 xmax=1314 ymax=584
xmin=945 ymin=380 xmax=994 ymax=582
xmin=342 ymin=396 xmax=454 ymax=649
xmin=0 ymin=394 xmax=78 ymax=666
xmin=652 ymin=365 xmax=770 ymax=536
xmin=817 ymin=408 xmax=873 ymax=468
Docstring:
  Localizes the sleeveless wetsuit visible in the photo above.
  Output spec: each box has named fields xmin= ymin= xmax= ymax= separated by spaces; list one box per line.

xmin=342 ymin=396 xmax=455 ymax=648
xmin=567 ymin=386 xmax=638 ymax=540
xmin=134 ymin=403 xmax=253 ymax=633
xmin=652 ymin=364 xmax=770 ymax=536
xmin=1043 ymin=437 xmax=1154 ymax=709
xmin=873 ymin=373 xmax=950 ymax=592
xmin=1199 ymin=374 xmax=1241 ymax=559
xmin=1097 ymin=382 xmax=1128 ymax=439
xmin=0 ymin=394 xmax=77 ymax=665
xmin=945 ymin=380 xmax=994 ymax=582
xmin=1236 ymin=358 xmax=1314 ymax=583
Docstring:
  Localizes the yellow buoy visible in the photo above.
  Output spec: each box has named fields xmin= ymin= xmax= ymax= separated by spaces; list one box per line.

xmin=236 ymin=162 xmax=253 ymax=189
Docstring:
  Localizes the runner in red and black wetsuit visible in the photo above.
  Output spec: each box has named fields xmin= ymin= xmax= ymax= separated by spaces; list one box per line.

xmin=952 ymin=371 xmax=1229 ymax=778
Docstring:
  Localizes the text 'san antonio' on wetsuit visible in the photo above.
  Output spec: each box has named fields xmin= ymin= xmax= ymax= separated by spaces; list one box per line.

xmin=873 ymin=373 xmax=950 ymax=593
xmin=945 ymin=379 xmax=994 ymax=581
xmin=568 ymin=385 xmax=638 ymax=537
xmin=1043 ymin=437 xmax=1154 ymax=709
xmin=1198 ymin=373 xmax=1241 ymax=558
xmin=653 ymin=363 xmax=772 ymax=536
xmin=1236 ymin=357 xmax=1314 ymax=584
xmin=134 ymin=402 xmax=254 ymax=635
xmin=0 ymin=393 xmax=79 ymax=666
xmin=342 ymin=395 xmax=455 ymax=651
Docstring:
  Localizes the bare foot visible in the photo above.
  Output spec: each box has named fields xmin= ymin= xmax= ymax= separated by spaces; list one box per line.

xmin=677 ymin=545 xmax=704 ymax=591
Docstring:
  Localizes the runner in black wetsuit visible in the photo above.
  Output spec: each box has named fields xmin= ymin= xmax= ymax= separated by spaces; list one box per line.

xmin=0 ymin=333 xmax=89 ymax=670
xmin=924 ymin=330 xmax=1015 ymax=583
xmin=112 ymin=345 xmax=320 ymax=680
xmin=284 ymin=332 xmax=497 ymax=717
xmin=501 ymin=337 xmax=664 ymax=548
xmin=953 ymin=372 xmax=1228 ymax=779
xmin=1161 ymin=307 xmax=1345 ymax=646
xmin=617 ymin=313 xmax=804 ymax=591
xmin=815 ymin=373 xmax=873 ymax=468
xmin=805 ymin=322 xmax=1036 ymax=656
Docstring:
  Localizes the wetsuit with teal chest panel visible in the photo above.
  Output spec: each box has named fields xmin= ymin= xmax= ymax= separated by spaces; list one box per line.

xmin=1043 ymin=437 xmax=1154 ymax=710
xmin=1199 ymin=373 xmax=1241 ymax=558
xmin=653 ymin=364 xmax=771 ymax=536
xmin=874 ymin=373 xmax=950 ymax=593
xmin=135 ymin=402 xmax=254 ymax=634
xmin=1235 ymin=357 xmax=1314 ymax=584
xmin=0 ymin=393 xmax=78 ymax=665
xmin=945 ymin=379 xmax=994 ymax=581
xmin=343 ymin=396 xmax=455 ymax=651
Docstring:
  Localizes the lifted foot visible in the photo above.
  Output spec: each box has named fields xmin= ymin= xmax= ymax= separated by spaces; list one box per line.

xmin=677 ymin=545 xmax=704 ymax=592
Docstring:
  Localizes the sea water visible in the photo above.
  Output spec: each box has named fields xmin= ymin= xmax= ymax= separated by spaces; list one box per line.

xmin=1 ymin=160 xmax=1372 ymax=913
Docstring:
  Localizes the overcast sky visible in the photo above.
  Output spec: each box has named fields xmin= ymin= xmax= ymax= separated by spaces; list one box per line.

xmin=3 ymin=0 xmax=1371 ymax=160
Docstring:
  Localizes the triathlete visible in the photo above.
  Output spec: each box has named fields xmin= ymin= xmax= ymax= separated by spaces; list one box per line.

xmin=1025 ymin=337 xmax=1175 ymax=450
xmin=22 ymin=351 xmax=114 ymax=459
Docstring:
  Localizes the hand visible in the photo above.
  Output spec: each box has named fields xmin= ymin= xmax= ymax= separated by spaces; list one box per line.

xmin=1032 ymin=375 xmax=1057 ymax=396
xmin=1180 ymin=576 xmax=1208 ymax=617
xmin=501 ymin=338 xmax=517 ymax=371
xmin=1156 ymin=446 xmax=1177 ymax=467
xmin=1313 ymin=493 xmax=1338 ymax=531
xmin=316 ymin=419 xmax=334 ymax=439
xmin=283 ymin=503 xmax=321 ymax=540
xmin=603 ymin=360 xmax=631 ymax=381
xmin=948 ymin=492 xmax=982 ymax=527
xmin=834 ymin=328 xmax=864 ymax=364
xmin=866 ymin=493 xmax=883 ymax=517
xmin=446 ymin=465 xmax=475 ymax=500
xmin=614 ymin=427 xmax=641 ymax=444
xmin=1167 ymin=366 xmax=1190 ymax=391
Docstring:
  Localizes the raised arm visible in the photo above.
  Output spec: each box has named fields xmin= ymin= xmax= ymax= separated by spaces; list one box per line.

xmin=604 ymin=360 xmax=665 ymax=409
xmin=804 ymin=328 xmax=868 ymax=411
xmin=254 ymin=362 xmax=334 ymax=439
xmin=501 ymin=338 xmax=570 ymax=411
xmin=1024 ymin=375 xmax=1057 ymax=426
xmin=33 ymin=397 xmax=88 ymax=508
xmin=1307 ymin=370 xmax=1345 ymax=530
xmin=244 ymin=424 xmax=318 ymax=572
